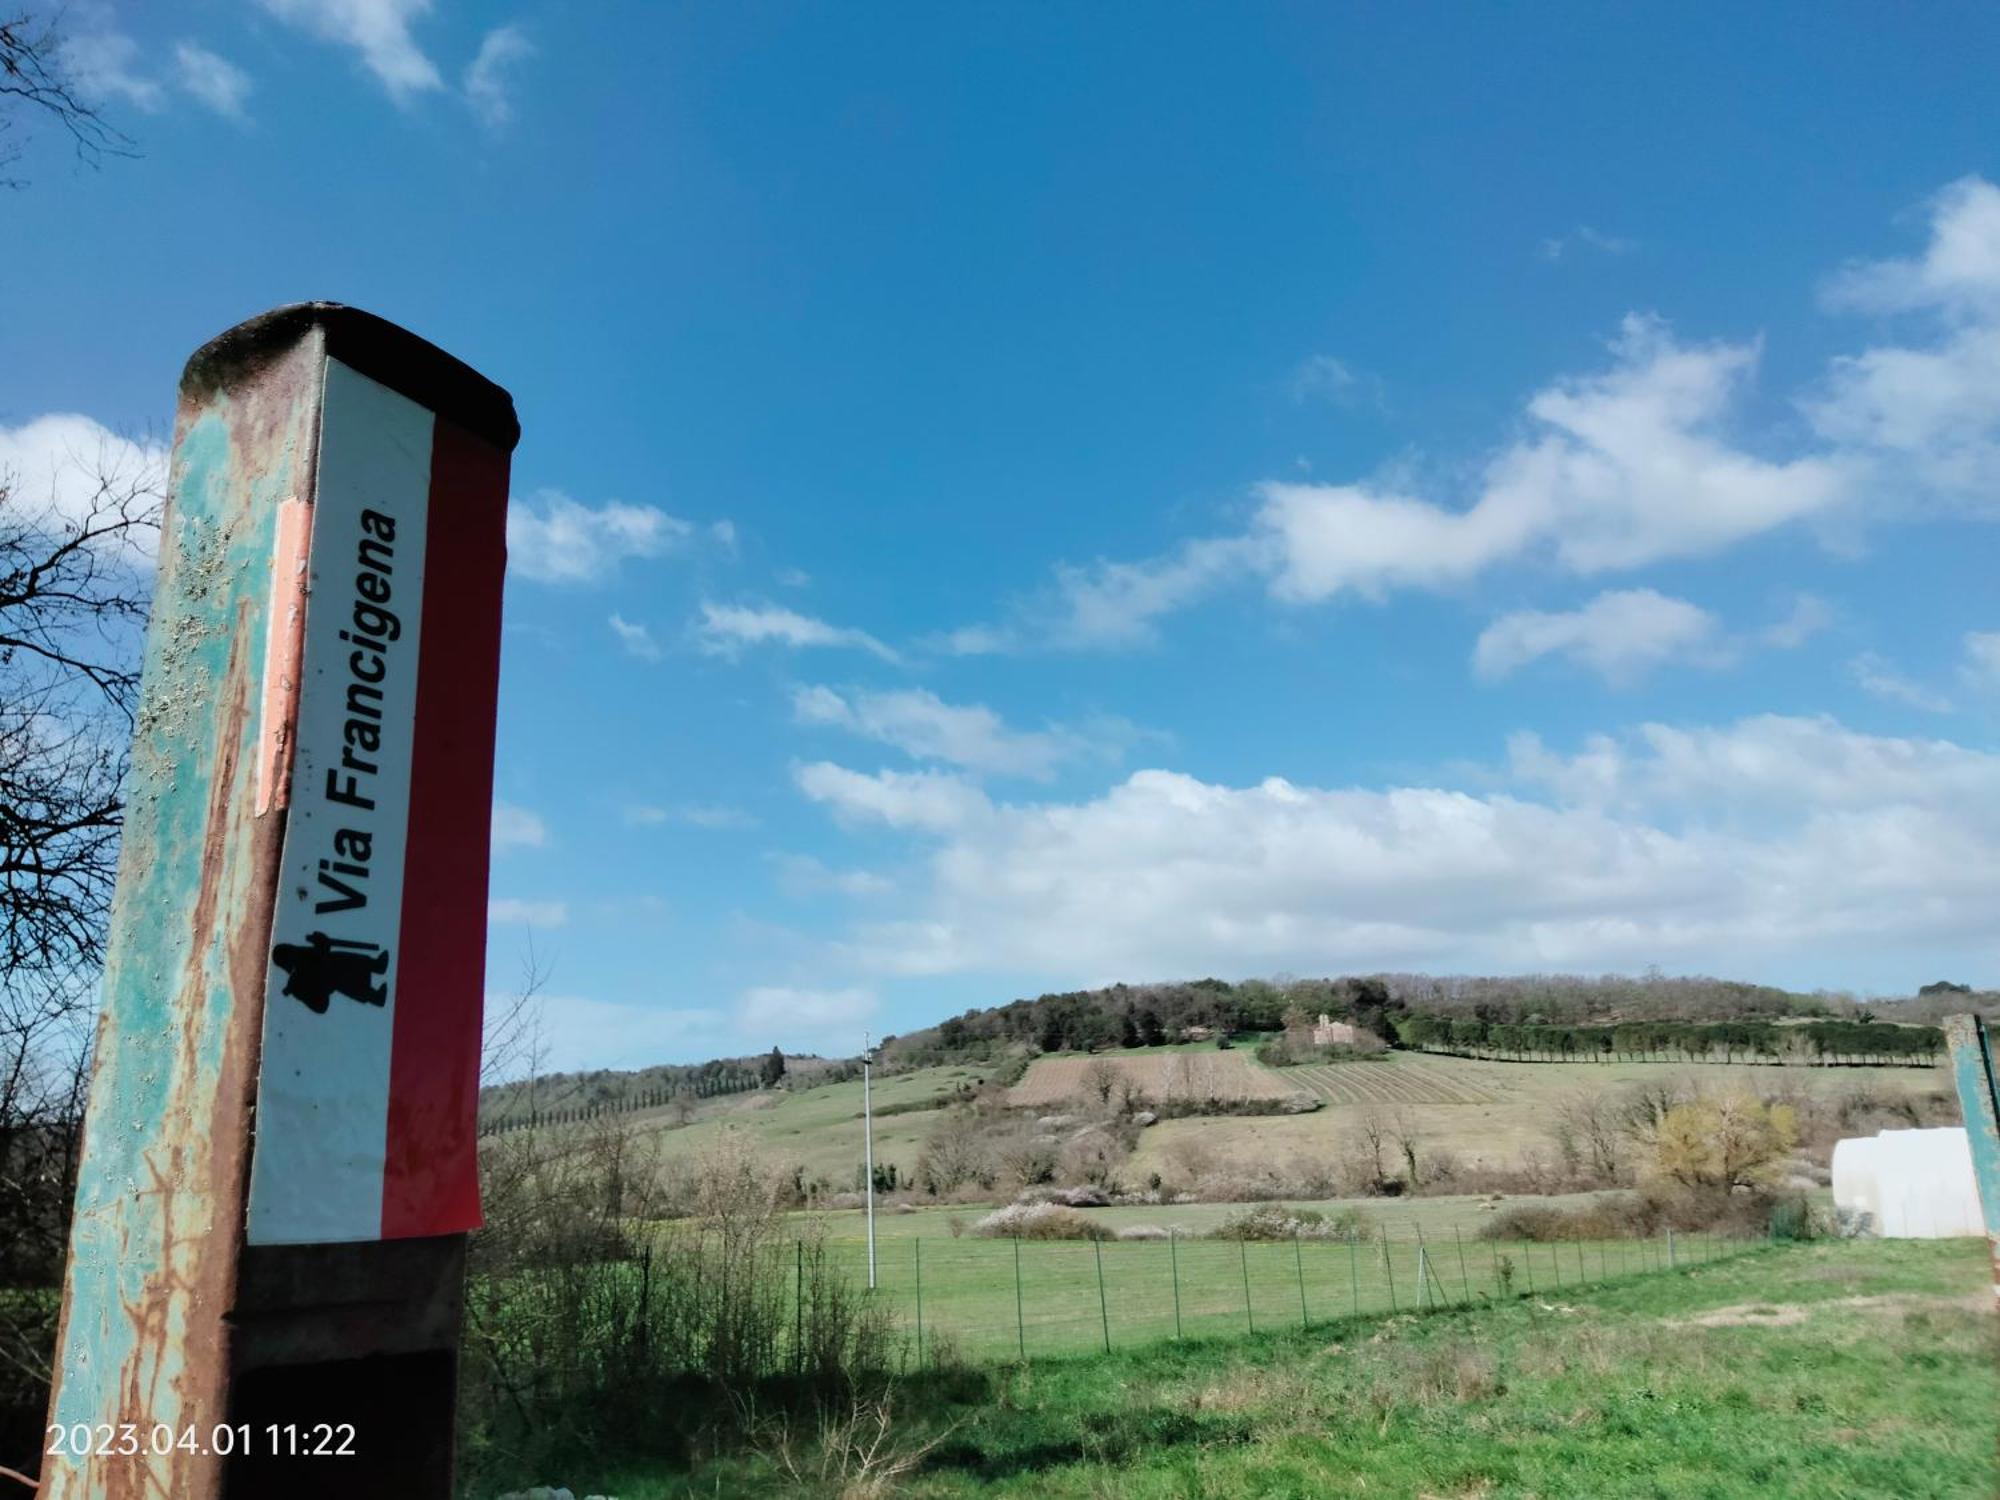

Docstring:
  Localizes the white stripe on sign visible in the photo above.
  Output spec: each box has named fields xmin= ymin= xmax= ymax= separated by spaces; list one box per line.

xmin=246 ymin=359 xmax=433 ymax=1245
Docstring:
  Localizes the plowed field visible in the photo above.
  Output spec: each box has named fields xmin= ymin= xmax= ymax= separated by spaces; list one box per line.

xmin=1007 ymin=1050 xmax=1306 ymax=1108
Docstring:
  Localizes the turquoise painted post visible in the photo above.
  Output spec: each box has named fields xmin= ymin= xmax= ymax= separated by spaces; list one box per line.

xmin=1013 ymin=1237 xmax=1026 ymax=1360
xmin=1943 ymin=1015 xmax=2000 ymax=1305
xmin=38 ymin=306 xmax=518 ymax=1500
xmin=1169 ymin=1230 xmax=1183 ymax=1340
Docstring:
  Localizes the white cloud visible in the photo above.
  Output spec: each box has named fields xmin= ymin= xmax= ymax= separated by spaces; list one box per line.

xmin=737 ymin=986 xmax=876 ymax=1050
xmin=793 ymin=685 xmax=1087 ymax=779
xmin=697 ymin=603 xmax=897 ymax=662
xmin=492 ymin=801 xmax=547 ymax=851
xmin=502 ymin=993 xmax=728 ymax=1076
xmin=1289 ymin=355 xmax=1384 ymax=410
xmin=622 ymin=802 xmax=757 ymax=830
xmin=174 ymin=42 xmax=252 ymax=118
xmin=1760 ymin=594 xmax=1834 ymax=650
xmin=1962 ymin=631 xmax=2000 ymax=691
xmin=61 ymin=26 xmax=164 ymax=110
xmin=0 ymin=414 xmax=165 ymax=562
xmin=1474 ymin=589 xmax=1724 ymax=685
xmin=820 ymin=715 xmax=2000 ymax=986
xmin=488 ymin=897 xmax=567 ymax=927
xmin=463 ymin=23 xmax=531 ymax=129
xmin=1824 ymin=177 xmax=2000 ymax=319
xmin=1538 ymin=226 xmax=1637 ymax=262
xmin=1849 ymin=653 xmax=1951 ymax=714
xmin=1261 ymin=316 xmax=1845 ymax=600
xmin=1810 ymin=177 xmax=2000 ymax=504
xmin=795 ymin=762 xmax=989 ymax=833
xmin=770 ymin=853 xmax=894 ymax=898
xmin=507 ymin=491 xmax=699 ymax=584
xmin=608 ymin=614 xmax=661 ymax=661
xmin=257 ymin=0 xmax=443 ymax=99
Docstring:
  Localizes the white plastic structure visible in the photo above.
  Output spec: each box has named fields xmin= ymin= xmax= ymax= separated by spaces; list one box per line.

xmin=1831 ymin=1127 xmax=1982 ymax=1238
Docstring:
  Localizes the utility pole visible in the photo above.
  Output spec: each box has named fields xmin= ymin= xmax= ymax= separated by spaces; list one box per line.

xmin=863 ymin=1031 xmax=878 ymax=1290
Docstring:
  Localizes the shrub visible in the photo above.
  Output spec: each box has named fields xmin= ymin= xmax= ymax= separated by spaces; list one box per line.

xmin=1208 ymin=1203 xmax=1368 ymax=1242
xmin=1017 ymin=1183 xmax=1112 ymax=1207
xmin=972 ymin=1203 xmax=1114 ymax=1240
xmin=1116 ymin=1224 xmax=1172 ymax=1241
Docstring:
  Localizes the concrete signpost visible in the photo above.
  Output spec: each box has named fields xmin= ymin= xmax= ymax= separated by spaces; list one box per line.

xmin=37 ymin=305 xmax=517 ymax=1498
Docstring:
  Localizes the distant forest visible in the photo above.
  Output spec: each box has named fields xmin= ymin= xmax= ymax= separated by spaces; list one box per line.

xmin=882 ymin=972 xmax=1991 ymax=1068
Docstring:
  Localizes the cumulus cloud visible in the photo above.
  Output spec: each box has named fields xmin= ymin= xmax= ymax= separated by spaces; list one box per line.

xmin=1261 ymin=316 xmax=1844 ymax=600
xmin=62 ymin=25 xmax=163 ymax=110
xmin=792 ymin=685 xmax=1088 ymax=779
xmin=174 ymin=42 xmax=252 ymax=118
xmin=697 ymin=603 xmax=897 ymax=662
xmin=491 ymin=801 xmax=547 ymax=851
xmin=815 ymin=715 xmax=2000 ymax=986
xmin=257 ymin=0 xmax=443 ymax=99
xmin=1474 ymin=589 xmax=1725 ymax=685
xmin=488 ymin=897 xmax=567 ymax=927
xmin=463 ymin=23 xmax=531 ymax=129
xmin=608 ymin=614 xmax=661 ymax=661
xmin=507 ymin=491 xmax=701 ymax=584
xmin=0 ymin=414 xmax=165 ymax=562
xmin=950 ymin=183 xmax=2000 ymax=654
xmin=794 ymin=762 xmax=989 ymax=833
xmin=1810 ymin=177 xmax=2000 ymax=504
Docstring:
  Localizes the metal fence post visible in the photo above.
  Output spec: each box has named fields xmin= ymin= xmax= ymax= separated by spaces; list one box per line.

xmin=1667 ymin=1228 xmax=1676 ymax=1269
xmin=1241 ymin=1238 xmax=1256 ymax=1333
xmin=1416 ymin=1246 xmax=1431 ymax=1310
xmin=1094 ymin=1237 xmax=1112 ymax=1353
xmin=1294 ymin=1232 xmax=1309 ymax=1328
xmin=1550 ymin=1239 xmax=1561 ymax=1289
xmin=1170 ymin=1229 xmax=1184 ymax=1340
xmin=1013 ymin=1237 xmax=1026 ymax=1361
xmin=914 ymin=1238 xmax=924 ymax=1369
xmin=1453 ymin=1226 xmax=1472 ymax=1302
xmin=795 ymin=1239 xmax=804 ymax=1372
xmin=1382 ymin=1227 xmax=1398 ymax=1312
xmin=1349 ymin=1236 xmax=1360 ymax=1319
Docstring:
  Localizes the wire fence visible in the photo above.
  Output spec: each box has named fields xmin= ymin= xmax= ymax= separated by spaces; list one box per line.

xmin=815 ymin=1225 xmax=1758 ymax=1366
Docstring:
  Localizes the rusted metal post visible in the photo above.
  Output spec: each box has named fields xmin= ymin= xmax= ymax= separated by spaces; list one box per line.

xmin=1943 ymin=1015 xmax=2000 ymax=1308
xmin=38 ymin=305 xmax=517 ymax=1499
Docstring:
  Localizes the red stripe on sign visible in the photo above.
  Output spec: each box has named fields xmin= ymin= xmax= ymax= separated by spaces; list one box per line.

xmin=381 ymin=416 xmax=509 ymax=1238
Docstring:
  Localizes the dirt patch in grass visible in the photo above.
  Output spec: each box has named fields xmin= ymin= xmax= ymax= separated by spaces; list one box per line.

xmin=1676 ymin=1290 xmax=1988 ymax=1328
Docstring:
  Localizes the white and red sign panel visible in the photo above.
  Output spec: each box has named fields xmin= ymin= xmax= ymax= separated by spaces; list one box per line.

xmin=246 ymin=356 xmax=507 ymax=1245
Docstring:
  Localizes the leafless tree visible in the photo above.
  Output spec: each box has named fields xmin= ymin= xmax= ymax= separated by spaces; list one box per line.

xmin=1 ymin=10 xmax=136 ymax=188
xmin=0 ymin=446 xmax=158 ymax=1471
xmin=1388 ymin=1107 xmax=1425 ymax=1189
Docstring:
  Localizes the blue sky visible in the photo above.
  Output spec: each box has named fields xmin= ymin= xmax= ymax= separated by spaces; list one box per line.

xmin=5 ymin=2 xmax=1999 ymax=1071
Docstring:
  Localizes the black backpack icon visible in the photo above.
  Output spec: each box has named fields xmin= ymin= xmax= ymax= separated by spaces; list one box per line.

xmin=271 ymin=932 xmax=391 ymax=1014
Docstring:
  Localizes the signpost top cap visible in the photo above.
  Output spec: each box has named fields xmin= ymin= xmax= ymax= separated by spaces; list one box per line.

xmin=183 ymin=301 xmax=521 ymax=453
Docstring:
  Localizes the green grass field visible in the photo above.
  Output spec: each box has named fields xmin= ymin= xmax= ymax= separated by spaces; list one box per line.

xmin=577 ymin=1237 xmax=1999 ymax=1499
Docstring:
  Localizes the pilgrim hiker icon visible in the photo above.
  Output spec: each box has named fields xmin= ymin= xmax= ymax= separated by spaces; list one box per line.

xmin=271 ymin=931 xmax=390 ymax=1014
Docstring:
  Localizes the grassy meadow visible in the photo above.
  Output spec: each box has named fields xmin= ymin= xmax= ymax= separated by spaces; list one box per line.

xmin=569 ymin=1237 xmax=2000 ymax=1499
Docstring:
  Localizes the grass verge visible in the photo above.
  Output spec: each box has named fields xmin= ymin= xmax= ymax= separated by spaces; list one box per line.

xmin=533 ymin=1238 xmax=1998 ymax=1500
